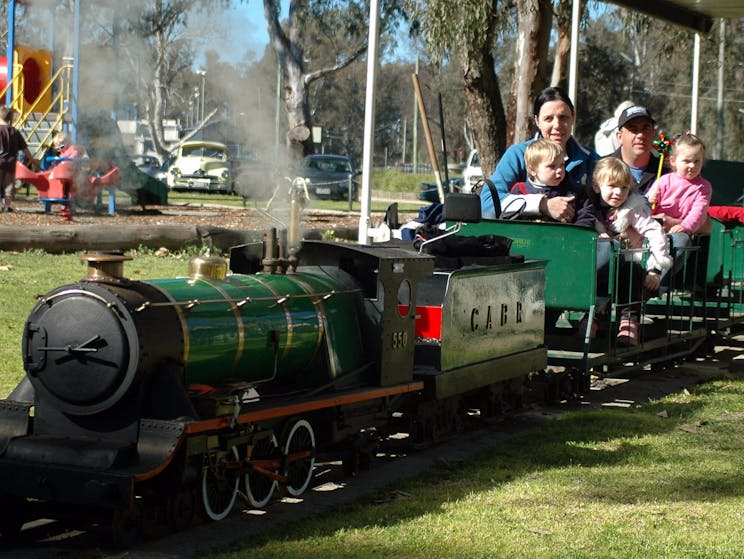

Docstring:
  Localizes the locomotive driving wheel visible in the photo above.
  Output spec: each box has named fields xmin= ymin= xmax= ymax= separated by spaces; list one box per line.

xmin=283 ymin=419 xmax=316 ymax=497
xmin=245 ymin=434 xmax=279 ymax=508
xmin=201 ymin=446 xmax=240 ymax=521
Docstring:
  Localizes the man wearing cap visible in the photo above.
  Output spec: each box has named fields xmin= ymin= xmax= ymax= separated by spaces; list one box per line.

xmin=610 ymin=105 xmax=668 ymax=195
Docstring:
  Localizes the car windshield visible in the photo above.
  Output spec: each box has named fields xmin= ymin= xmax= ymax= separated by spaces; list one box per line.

xmin=305 ymin=157 xmax=351 ymax=174
xmin=182 ymin=146 xmax=226 ymax=159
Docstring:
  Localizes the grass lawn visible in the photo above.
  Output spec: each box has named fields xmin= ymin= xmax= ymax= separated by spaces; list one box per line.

xmin=166 ymin=190 xmax=424 ymax=214
xmin=205 ymin=376 xmax=744 ymax=559
xmin=3 ymin=250 xmax=741 ymax=558
xmin=0 ymin=250 xmax=192 ymax=395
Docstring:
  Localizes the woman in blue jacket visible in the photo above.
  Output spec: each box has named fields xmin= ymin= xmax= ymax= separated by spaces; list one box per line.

xmin=481 ymin=86 xmax=599 ymax=221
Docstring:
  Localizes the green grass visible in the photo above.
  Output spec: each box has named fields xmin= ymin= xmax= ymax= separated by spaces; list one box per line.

xmin=202 ymin=378 xmax=744 ymax=559
xmin=167 ymin=190 xmax=423 ymax=214
xmin=0 ymin=249 xmax=194 ymax=395
xmin=6 ymin=249 xmax=740 ymax=559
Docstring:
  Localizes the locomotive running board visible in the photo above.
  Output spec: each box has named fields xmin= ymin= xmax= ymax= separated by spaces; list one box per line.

xmin=184 ymin=382 xmax=426 ymax=435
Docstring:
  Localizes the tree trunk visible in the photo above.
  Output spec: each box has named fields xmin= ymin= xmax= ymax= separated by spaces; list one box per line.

xmin=550 ymin=18 xmax=571 ymax=88
xmin=507 ymin=0 xmax=553 ymax=145
xmin=0 ymin=224 xmax=355 ymax=254
xmin=461 ymin=50 xmax=506 ymax=178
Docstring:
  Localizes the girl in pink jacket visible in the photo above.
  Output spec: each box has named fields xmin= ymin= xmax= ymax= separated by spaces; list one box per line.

xmin=591 ymin=157 xmax=672 ymax=346
xmin=647 ymin=133 xmax=712 ymax=235
xmin=646 ymin=133 xmax=712 ymax=294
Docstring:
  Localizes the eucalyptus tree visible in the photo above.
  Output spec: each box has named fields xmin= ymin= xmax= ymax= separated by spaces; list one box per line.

xmin=262 ymin=0 xmax=404 ymax=164
xmin=405 ymin=0 xmax=507 ymax=177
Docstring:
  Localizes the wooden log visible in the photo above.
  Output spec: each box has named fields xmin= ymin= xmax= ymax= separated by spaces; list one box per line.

xmin=0 ymin=225 xmax=358 ymax=254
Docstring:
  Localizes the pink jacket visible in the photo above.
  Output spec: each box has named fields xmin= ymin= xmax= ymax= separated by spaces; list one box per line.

xmin=648 ymin=173 xmax=712 ymax=234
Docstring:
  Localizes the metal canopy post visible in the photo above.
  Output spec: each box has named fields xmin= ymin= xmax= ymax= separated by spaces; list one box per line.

xmin=690 ymin=32 xmax=701 ymax=134
xmin=567 ymin=0 xmax=581 ymax=113
xmin=358 ymin=0 xmax=381 ymax=244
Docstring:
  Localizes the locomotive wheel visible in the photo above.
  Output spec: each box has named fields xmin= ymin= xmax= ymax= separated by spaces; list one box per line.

xmin=245 ymin=434 xmax=279 ymax=508
xmin=111 ymin=502 xmax=144 ymax=549
xmin=166 ymin=486 xmax=197 ymax=532
xmin=201 ymin=447 xmax=240 ymax=521
xmin=283 ymin=419 xmax=316 ymax=497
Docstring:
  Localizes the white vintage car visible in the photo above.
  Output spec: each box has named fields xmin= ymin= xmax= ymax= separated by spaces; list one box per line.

xmin=461 ymin=149 xmax=483 ymax=194
xmin=167 ymin=141 xmax=234 ymax=193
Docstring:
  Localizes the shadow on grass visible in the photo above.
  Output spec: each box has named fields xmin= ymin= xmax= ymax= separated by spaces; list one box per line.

xmin=240 ymin=377 xmax=744 ymax=552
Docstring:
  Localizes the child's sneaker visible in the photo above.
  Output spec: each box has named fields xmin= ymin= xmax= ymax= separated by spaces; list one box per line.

xmin=616 ymin=319 xmax=639 ymax=347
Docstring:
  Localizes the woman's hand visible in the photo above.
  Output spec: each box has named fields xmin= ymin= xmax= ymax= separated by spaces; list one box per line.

xmin=540 ymin=196 xmax=575 ymax=223
xmin=643 ymin=271 xmax=661 ymax=291
xmin=668 ymin=224 xmax=687 ymax=234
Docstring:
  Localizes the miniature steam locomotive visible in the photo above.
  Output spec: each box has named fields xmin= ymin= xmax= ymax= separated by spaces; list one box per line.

xmin=0 ymin=195 xmax=547 ymax=545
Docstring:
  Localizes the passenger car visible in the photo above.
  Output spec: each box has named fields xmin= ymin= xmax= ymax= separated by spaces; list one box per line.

xmin=132 ymin=154 xmax=161 ymax=177
xmin=167 ymin=141 xmax=234 ymax=193
xmin=461 ymin=150 xmax=483 ymax=194
xmin=299 ymin=154 xmax=358 ymax=200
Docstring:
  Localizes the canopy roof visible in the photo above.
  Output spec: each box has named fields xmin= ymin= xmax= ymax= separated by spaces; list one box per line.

xmin=612 ymin=0 xmax=744 ymax=32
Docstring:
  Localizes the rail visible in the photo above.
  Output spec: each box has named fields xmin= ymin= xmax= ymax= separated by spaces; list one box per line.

xmin=0 ymin=58 xmax=73 ymax=159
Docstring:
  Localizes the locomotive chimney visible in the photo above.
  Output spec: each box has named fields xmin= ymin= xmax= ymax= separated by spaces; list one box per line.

xmin=81 ymin=252 xmax=133 ymax=281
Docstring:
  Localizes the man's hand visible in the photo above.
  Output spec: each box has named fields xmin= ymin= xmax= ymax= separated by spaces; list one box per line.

xmin=643 ymin=271 xmax=661 ymax=291
xmin=541 ymin=196 xmax=575 ymax=223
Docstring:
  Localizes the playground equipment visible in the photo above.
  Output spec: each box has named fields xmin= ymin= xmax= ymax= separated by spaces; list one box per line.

xmin=15 ymin=144 xmax=120 ymax=220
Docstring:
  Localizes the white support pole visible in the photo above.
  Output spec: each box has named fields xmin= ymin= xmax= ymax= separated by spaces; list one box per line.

xmin=358 ymin=0 xmax=381 ymax=244
xmin=716 ymin=20 xmax=725 ymax=159
xmin=568 ymin=0 xmax=581 ymax=113
xmin=690 ymin=32 xmax=701 ymax=134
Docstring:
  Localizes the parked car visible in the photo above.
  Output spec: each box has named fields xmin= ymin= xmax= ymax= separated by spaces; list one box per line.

xmin=167 ymin=141 xmax=234 ymax=193
xmin=132 ymin=154 xmax=162 ymax=178
xmin=155 ymin=154 xmax=176 ymax=183
xmin=461 ymin=149 xmax=483 ymax=194
xmin=418 ymin=178 xmax=462 ymax=202
xmin=299 ymin=154 xmax=358 ymax=200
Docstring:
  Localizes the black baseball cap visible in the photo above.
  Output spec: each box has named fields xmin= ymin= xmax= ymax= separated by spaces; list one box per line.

xmin=617 ymin=105 xmax=656 ymax=129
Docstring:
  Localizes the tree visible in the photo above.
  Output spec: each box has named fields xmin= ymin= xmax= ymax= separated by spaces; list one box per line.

xmin=506 ymin=0 xmax=552 ymax=144
xmin=263 ymin=0 xmax=388 ymax=165
xmin=405 ymin=0 xmax=508 ymax=177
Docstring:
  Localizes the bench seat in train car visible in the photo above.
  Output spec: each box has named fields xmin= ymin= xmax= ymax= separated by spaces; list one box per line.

xmin=459 ymin=219 xmax=707 ymax=373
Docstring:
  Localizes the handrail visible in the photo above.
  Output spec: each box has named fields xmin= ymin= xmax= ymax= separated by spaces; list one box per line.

xmin=0 ymin=63 xmax=26 ymax=110
xmin=12 ymin=61 xmax=73 ymax=158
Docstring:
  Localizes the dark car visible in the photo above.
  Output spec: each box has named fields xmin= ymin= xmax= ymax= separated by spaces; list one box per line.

xmin=418 ymin=178 xmax=462 ymax=202
xmin=299 ymin=154 xmax=358 ymax=200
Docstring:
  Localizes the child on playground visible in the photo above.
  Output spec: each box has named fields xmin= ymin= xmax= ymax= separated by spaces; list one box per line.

xmin=0 ymin=106 xmax=36 ymax=212
xmin=507 ymin=138 xmax=594 ymax=226
xmin=591 ymin=157 xmax=672 ymax=346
